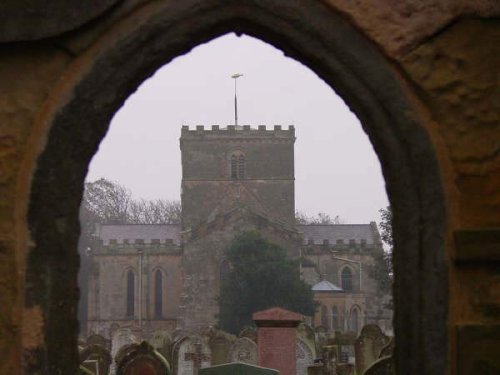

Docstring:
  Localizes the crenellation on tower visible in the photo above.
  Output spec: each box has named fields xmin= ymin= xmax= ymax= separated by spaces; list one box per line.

xmin=179 ymin=124 xmax=296 ymax=142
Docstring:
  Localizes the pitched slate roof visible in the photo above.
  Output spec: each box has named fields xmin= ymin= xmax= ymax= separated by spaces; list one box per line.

xmin=312 ymin=280 xmax=343 ymax=292
xmin=297 ymin=224 xmax=378 ymax=245
xmin=96 ymin=224 xmax=181 ymax=245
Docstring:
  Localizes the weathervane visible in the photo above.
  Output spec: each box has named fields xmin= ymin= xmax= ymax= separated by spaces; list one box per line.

xmin=231 ymin=73 xmax=243 ymax=125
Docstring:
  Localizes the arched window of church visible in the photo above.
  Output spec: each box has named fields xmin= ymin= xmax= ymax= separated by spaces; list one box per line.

xmin=238 ymin=154 xmax=245 ymax=179
xmin=231 ymin=155 xmax=238 ymax=179
xmin=350 ymin=307 xmax=359 ymax=333
xmin=331 ymin=306 xmax=339 ymax=330
xmin=154 ymin=270 xmax=163 ymax=318
xmin=126 ymin=270 xmax=135 ymax=318
xmin=320 ymin=305 xmax=329 ymax=328
xmin=341 ymin=267 xmax=353 ymax=291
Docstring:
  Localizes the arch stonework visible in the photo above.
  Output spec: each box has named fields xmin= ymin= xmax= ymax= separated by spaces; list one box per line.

xmin=4 ymin=1 xmax=497 ymax=375
xmin=24 ymin=1 xmax=448 ymax=374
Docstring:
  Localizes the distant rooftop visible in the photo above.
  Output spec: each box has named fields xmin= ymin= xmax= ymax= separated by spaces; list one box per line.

xmin=312 ymin=280 xmax=343 ymax=292
xmin=298 ymin=223 xmax=379 ymax=245
xmin=96 ymin=224 xmax=181 ymax=245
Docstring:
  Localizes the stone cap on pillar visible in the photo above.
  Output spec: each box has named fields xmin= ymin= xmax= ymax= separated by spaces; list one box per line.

xmin=252 ymin=307 xmax=302 ymax=327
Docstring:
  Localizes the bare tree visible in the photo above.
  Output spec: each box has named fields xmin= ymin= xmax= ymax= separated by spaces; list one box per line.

xmin=81 ymin=178 xmax=181 ymax=225
xmin=82 ymin=178 xmax=131 ymax=224
xmin=129 ymin=198 xmax=181 ymax=224
xmin=295 ymin=210 xmax=345 ymax=225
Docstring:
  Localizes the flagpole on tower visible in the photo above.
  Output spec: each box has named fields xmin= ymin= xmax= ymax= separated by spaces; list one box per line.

xmin=231 ymin=73 xmax=243 ymax=125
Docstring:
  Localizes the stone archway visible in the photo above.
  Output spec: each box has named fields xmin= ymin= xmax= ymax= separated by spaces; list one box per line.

xmin=23 ymin=1 xmax=448 ymax=374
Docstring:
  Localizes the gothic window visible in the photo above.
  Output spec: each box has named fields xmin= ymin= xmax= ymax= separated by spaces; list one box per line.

xmin=341 ymin=267 xmax=353 ymax=291
xmin=331 ymin=306 xmax=339 ymax=330
xmin=154 ymin=270 xmax=163 ymax=318
xmin=321 ymin=305 xmax=329 ymax=328
xmin=231 ymin=155 xmax=238 ymax=179
xmin=238 ymin=155 xmax=245 ymax=179
xmin=126 ymin=270 xmax=135 ymax=318
xmin=230 ymin=152 xmax=245 ymax=179
xmin=350 ymin=307 xmax=359 ymax=333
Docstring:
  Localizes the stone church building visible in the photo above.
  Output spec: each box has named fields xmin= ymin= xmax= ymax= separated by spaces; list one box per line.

xmin=84 ymin=125 xmax=390 ymax=338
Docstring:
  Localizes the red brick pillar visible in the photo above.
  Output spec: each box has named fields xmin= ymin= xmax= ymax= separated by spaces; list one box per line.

xmin=252 ymin=307 xmax=302 ymax=375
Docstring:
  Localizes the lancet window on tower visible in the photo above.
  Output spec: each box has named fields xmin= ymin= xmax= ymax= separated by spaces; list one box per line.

xmin=238 ymin=155 xmax=245 ymax=179
xmin=230 ymin=152 xmax=245 ymax=180
xmin=126 ymin=270 xmax=135 ymax=318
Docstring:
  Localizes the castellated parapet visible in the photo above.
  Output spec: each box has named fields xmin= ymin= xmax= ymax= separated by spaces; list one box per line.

xmin=180 ymin=124 xmax=295 ymax=142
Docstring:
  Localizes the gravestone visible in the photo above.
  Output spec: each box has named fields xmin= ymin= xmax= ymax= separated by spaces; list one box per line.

xmin=229 ymin=337 xmax=258 ymax=365
xmin=87 ymin=334 xmax=112 ymax=351
xmin=79 ymin=343 xmax=112 ymax=375
xmin=363 ymin=357 xmax=394 ymax=375
xmin=321 ymin=345 xmax=337 ymax=375
xmin=238 ymin=328 xmax=258 ymax=344
xmin=80 ymin=365 xmax=95 ymax=375
xmin=378 ymin=337 xmax=394 ymax=359
xmin=149 ymin=331 xmax=173 ymax=364
xmin=199 ymin=362 xmax=278 ymax=375
xmin=354 ymin=325 xmax=389 ymax=375
xmin=335 ymin=364 xmax=354 ymax=375
xmin=111 ymin=328 xmax=139 ymax=375
xmin=174 ymin=336 xmax=211 ymax=375
xmin=307 ymin=364 xmax=323 ymax=375
xmin=253 ymin=307 xmax=302 ymax=375
xmin=296 ymin=339 xmax=314 ymax=375
xmin=209 ymin=331 xmax=234 ymax=366
xmin=116 ymin=341 xmax=170 ymax=375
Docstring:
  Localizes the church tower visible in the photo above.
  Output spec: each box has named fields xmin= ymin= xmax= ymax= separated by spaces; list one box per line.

xmin=179 ymin=124 xmax=298 ymax=329
xmin=180 ymin=124 xmax=296 ymax=230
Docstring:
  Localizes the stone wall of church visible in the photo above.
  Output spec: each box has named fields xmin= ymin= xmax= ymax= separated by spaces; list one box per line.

xmin=87 ymin=243 xmax=183 ymax=337
xmin=302 ymin=241 xmax=392 ymax=333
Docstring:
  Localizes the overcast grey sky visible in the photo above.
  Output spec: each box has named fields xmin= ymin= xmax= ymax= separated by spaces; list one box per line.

xmin=86 ymin=34 xmax=388 ymax=224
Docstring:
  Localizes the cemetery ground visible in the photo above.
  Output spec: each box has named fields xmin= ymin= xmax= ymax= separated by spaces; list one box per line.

xmin=79 ymin=307 xmax=394 ymax=375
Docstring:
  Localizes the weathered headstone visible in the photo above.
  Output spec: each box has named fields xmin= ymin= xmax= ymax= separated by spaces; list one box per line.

xmin=111 ymin=328 xmax=139 ymax=375
xmin=149 ymin=331 xmax=173 ymax=364
xmin=363 ymin=357 xmax=394 ymax=375
xmin=174 ymin=336 xmax=211 ymax=375
xmin=229 ymin=337 xmax=258 ymax=365
xmin=209 ymin=330 xmax=234 ymax=366
xmin=87 ymin=333 xmax=112 ymax=351
xmin=296 ymin=339 xmax=314 ymax=375
xmin=199 ymin=362 xmax=278 ymax=375
xmin=354 ymin=325 xmax=389 ymax=375
xmin=116 ymin=341 xmax=170 ymax=375
xmin=321 ymin=345 xmax=337 ymax=375
xmin=335 ymin=364 xmax=354 ymax=375
xmin=307 ymin=364 xmax=323 ymax=375
xmin=253 ymin=307 xmax=302 ymax=375
xmin=378 ymin=337 xmax=394 ymax=359
xmin=79 ymin=343 xmax=112 ymax=375
xmin=238 ymin=328 xmax=258 ymax=344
